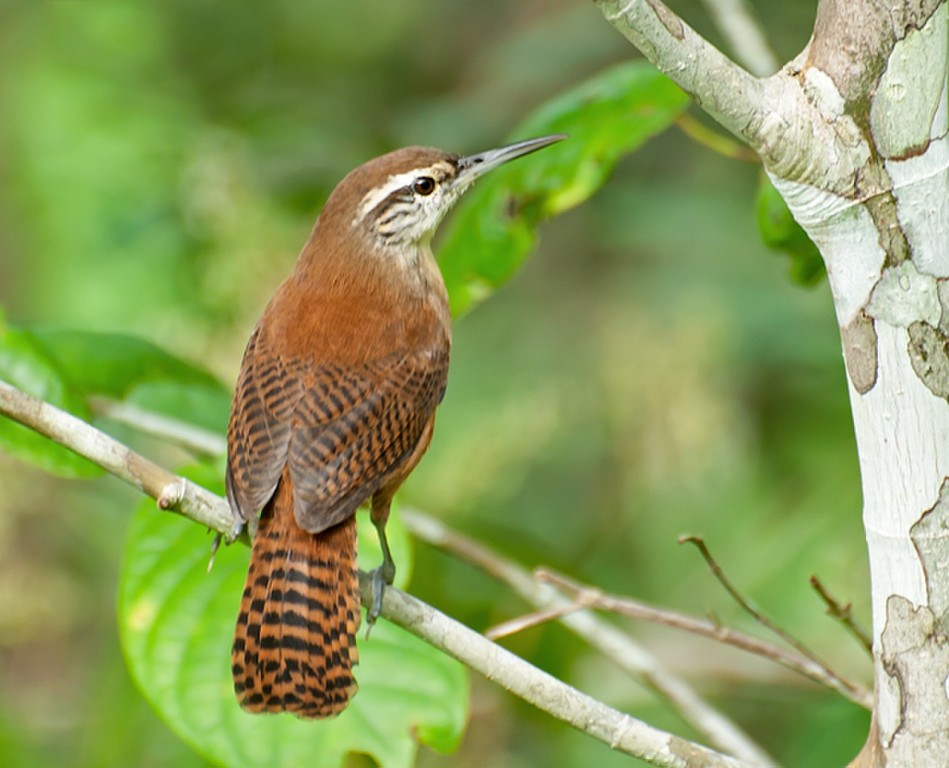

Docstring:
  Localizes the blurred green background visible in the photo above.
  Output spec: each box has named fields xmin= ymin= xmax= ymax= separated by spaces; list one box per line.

xmin=0 ymin=1 xmax=871 ymax=766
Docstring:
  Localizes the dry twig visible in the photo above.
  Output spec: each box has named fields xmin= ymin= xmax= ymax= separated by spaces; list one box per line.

xmin=536 ymin=568 xmax=871 ymax=710
xmin=810 ymin=575 xmax=873 ymax=656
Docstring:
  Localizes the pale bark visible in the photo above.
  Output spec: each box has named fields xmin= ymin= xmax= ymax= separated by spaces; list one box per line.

xmin=594 ymin=0 xmax=949 ymax=764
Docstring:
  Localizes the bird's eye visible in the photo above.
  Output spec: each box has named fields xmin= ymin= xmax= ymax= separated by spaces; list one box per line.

xmin=413 ymin=176 xmax=436 ymax=196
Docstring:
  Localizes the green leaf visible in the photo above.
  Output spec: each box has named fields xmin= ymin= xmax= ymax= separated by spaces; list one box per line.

xmin=756 ymin=174 xmax=825 ymax=286
xmin=125 ymin=381 xmax=231 ymax=437
xmin=33 ymin=328 xmax=232 ymax=442
xmin=32 ymin=329 xmax=222 ymax=399
xmin=0 ymin=325 xmax=101 ymax=477
xmin=439 ymin=62 xmax=690 ymax=315
xmin=119 ymin=485 xmax=467 ymax=768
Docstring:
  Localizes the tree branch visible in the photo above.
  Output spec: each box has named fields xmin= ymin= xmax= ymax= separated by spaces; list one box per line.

xmin=592 ymin=0 xmax=767 ymax=146
xmin=681 ymin=536 xmax=830 ymax=665
xmin=591 ymin=0 xmax=877 ymax=188
xmin=810 ymin=574 xmax=874 ymax=656
xmin=699 ymin=0 xmax=780 ymax=77
xmin=537 ymin=569 xmax=873 ymax=709
xmin=0 ymin=378 xmax=756 ymax=768
xmin=403 ymin=509 xmax=775 ymax=764
xmin=361 ymin=573 xmax=755 ymax=767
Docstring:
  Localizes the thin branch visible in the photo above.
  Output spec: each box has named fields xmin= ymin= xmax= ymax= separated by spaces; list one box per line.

xmin=56 ymin=391 xmax=772 ymax=762
xmin=680 ymin=536 xmax=836 ymax=668
xmin=592 ymin=0 xmax=908 ymax=190
xmin=537 ymin=569 xmax=872 ymax=710
xmin=592 ymin=0 xmax=768 ymax=147
xmin=486 ymin=597 xmax=598 ymax=641
xmin=699 ymin=0 xmax=780 ymax=77
xmin=0 ymin=379 xmax=753 ymax=768
xmin=678 ymin=536 xmax=870 ymax=705
xmin=91 ymin=397 xmax=225 ymax=456
xmin=674 ymin=114 xmax=759 ymax=162
xmin=402 ymin=509 xmax=775 ymax=765
xmin=810 ymin=575 xmax=873 ymax=656
xmin=359 ymin=571 xmax=755 ymax=768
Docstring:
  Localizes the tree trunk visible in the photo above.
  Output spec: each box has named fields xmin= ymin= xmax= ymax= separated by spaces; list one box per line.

xmin=769 ymin=3 xmax=949 ymax=762
xmin=596 ymin=0 xmax=949 ymax=763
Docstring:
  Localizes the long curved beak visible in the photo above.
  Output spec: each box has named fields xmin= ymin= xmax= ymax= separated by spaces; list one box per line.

xmin=454 ymin=134 xmax=567 ymax=187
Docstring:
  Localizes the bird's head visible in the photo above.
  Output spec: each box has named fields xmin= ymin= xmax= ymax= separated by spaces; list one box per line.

xmin=332 ymin=135 xmax=565 ymax=249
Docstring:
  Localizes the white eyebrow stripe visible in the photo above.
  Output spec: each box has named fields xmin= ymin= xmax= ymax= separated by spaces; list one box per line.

xmin=357 ymin=170 xmax=421 ymax=221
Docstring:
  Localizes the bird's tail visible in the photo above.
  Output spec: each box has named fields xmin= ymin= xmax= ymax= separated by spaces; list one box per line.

xmin=232 ymin=483 xmax=360 ymax=718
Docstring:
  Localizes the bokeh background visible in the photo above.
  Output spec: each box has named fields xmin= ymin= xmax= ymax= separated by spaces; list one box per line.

xmin=0 ymin=1 xmax=871 ymax=765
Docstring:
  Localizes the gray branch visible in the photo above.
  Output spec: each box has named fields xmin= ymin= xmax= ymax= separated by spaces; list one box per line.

xmin=592 ymin=0 xmax=768 ymax=147
xmin=361 ymin=575 xmax=756 ymax=768
xmin=700 ymin=0 xmax=780 ymax=76
xmin=403 ymin=509 xmax=775 ymax=764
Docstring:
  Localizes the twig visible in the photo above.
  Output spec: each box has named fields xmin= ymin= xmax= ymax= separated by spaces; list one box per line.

xmin=674 ymin=114 xmax=759 ymax=162
xmin=91 ymin=397 xmax=225 ymax=456
xmin=0 ymin=378 xmax=753 ymax=768
xmin=360 ymin=572 xmax=754 ymax=768
xmin=537 ymin=569 xmax=872 ymax=710
xmin=486 ymin=597 xmax=597 ymax=641
xmin=699 ymin=0 xmax=780 ymax=77
xmin=403 ymin=509 xmax=775 ymax=765
xmin=592 ymin=0 xmax=768 ymax=148
xmin=679 ymin=536 xmax=869 ymax=705
xmin=680 ymin=536 xmax=830 ymax=662
xmin=810 ymin=575 xmax=873 ymax=656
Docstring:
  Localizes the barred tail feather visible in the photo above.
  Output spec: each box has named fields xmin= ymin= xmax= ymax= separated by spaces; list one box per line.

xmin=232 ymin=483 xmax=360 ymax=718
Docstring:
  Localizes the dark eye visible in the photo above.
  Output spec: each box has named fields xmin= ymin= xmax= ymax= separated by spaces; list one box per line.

xmin=413 ymin=176 xmax=436 ymax=196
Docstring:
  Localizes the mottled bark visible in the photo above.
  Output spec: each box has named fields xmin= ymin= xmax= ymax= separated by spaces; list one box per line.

xmin=595 ymin=1 xmax=949 ymax=763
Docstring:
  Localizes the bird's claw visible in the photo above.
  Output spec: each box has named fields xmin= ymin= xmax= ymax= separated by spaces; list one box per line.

xmin=365 ymin=560 xmax=396 ymax=637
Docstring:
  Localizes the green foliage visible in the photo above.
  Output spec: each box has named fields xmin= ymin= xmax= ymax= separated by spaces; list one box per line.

xmin=32 ymin=329 xmax=222 ymax=400
xmin=756 ymin=174 xmax=825 ymax=285
xmin=0 ymin=322 xmax=99 ymax=477
xmin=35 ymin=328 xmax=233 ymax=434
xmin=439 ymin=62 xmax=689 ymax=315
xmin=119 ymin=467 xmax=467 ymax=768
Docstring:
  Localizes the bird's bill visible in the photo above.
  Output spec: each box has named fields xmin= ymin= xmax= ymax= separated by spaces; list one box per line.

xmin=454 ymin=134 xmax=566 ymax=186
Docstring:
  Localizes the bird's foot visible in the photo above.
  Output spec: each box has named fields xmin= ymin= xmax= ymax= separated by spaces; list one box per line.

xmin=365 ymin=559 xmax=397 ymax=637
xmin=208 ymin=517 xmax=249 ymax=572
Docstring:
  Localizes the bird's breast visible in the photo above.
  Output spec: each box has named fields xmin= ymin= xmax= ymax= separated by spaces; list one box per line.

xmin=262 ymin=256 xmax=450 ymax=366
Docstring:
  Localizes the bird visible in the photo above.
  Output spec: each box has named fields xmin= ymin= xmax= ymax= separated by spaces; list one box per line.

xmin=225 ymin=134 xmax=565 ymax=718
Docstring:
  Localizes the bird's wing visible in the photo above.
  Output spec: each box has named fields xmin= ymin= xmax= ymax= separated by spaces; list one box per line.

xmin=226 ymin=326 xmax=448 ymax=533
xmin=286 ymin=348 xmax=448 ymax=532
xmin=226 ymin=325 xmax=307 ymax=522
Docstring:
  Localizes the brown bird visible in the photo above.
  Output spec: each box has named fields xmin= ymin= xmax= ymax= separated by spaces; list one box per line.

xmin=225 ymin=134 xmax=564 ymax=718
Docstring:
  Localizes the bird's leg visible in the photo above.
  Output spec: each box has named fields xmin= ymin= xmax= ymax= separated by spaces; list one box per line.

xmin=366 ymin=498 xmax=396 ymax=630
xmin=209 ymin=514 xmax=253 ymax=572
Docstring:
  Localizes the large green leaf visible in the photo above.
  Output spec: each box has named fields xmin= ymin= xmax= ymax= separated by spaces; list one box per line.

xmin=0 ymin=322 xmax=100 ymax=477
xmin=119 ymin=471 xmax=467 ymax=768
xmin=34 ymin=328 xmax=232 ymax=442
xmin=32 ymin=329 xmax=222 ymax=399
xmin=439 ymin=62 xmax=689 ymax=315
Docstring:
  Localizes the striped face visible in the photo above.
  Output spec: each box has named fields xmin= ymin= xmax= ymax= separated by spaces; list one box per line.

xmin=355 ymin=159 xmax=466 ymax=246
